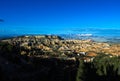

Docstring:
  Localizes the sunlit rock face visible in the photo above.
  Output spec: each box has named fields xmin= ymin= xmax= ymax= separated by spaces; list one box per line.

xmin=1 ymin=35 xmax=120 ymax=57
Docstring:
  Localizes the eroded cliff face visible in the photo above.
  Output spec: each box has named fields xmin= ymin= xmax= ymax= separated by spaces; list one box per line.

xmin=2 ymin=35 xmax=120 ymax=57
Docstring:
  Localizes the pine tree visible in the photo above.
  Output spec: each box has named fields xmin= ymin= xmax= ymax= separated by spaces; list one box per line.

xmin=76 ymin=60 xmax=84 ymax=81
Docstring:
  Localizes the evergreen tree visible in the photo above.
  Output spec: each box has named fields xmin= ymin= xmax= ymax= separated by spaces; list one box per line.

xmin=76 ymin=60 xmax=84 ymax=81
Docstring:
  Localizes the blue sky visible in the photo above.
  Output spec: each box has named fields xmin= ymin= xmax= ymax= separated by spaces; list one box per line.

xmin=0 ymin=0 xmax=120 ymax=35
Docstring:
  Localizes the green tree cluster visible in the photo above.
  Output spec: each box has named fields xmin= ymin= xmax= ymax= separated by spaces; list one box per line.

xmin=76 ymin=54 xmax=120 ymax=81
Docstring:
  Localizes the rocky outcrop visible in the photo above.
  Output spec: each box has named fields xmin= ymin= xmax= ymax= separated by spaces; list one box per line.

xmin=1 ymin=35 xmax=120 ymax=57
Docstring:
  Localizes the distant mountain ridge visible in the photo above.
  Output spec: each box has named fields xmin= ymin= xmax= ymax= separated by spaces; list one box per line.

xmin=57 ymin=28 xmax=120 ymax=43
xmin=0 ymin=28 xmax=120 ymax=43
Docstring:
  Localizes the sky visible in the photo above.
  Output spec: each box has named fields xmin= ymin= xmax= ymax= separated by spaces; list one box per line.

xmin=0 ymin=0 xmax=120 ymax=35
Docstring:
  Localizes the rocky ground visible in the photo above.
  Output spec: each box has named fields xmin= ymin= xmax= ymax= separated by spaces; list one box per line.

xmin=1 ymin=35 xmax=120 ymax=62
